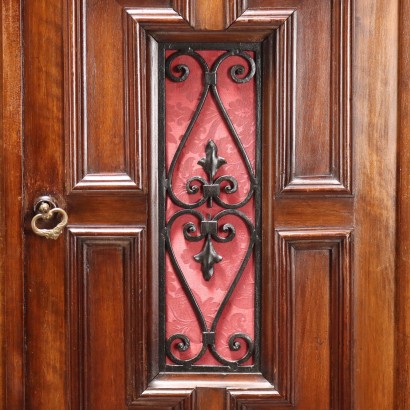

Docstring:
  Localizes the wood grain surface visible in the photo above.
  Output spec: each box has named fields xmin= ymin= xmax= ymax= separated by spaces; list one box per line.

xmin=0 ymin=0 xmax=404 ymax=409
xmin=1 ymin=0 xmax=24 ymax=409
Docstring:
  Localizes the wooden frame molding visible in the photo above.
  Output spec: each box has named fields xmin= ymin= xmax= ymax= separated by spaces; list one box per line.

xmin=171 ymin=0 xmax=249 ymax=30
xmin=272 ymin=229 xmax=352 ymax=409
xmin=126 ymin=3 xmax=294 ymax=407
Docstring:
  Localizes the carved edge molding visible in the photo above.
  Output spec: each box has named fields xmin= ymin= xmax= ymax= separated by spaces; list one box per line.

xmin=225 ymin=0 xmax=248 ymax=28
xmin=171 ymin=0 xmax=249 ymax=30
xmin=278 ymin=0 xmax=353 ymax=194
xmin=227 ymin=229 xmax=352 ymax=409
xmin=171 ymin=0 xmax=196 ymax=28
xmin=137 ymin=389 xmax=197 ymax=409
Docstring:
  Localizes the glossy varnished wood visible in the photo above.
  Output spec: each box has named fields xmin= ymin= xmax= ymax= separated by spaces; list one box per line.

xmin=0 ymin=0 xmax=24 ymax=409
xmin=0 ymin=0 xmax=402 ymax=409
xmin=67 ymin=227 xmax=146 ymax=408
xmin=353 ymin=0 xmax=397 ymax=408
xmin=276 ymin=230 xmax=352 ymax=408
xmin=67 ymin=193 xmax=147 ymax=224
xmin=23 ymin=0 xmax=67 ymax=407
xmin=274 ymin=198 xmax=354 ymax=228
xmin=66 ymin=0 xmax=147 ymax=191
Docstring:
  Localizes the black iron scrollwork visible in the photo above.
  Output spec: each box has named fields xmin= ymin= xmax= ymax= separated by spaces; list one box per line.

xmin=165 ymin=209 xmax=256 ymax=369
xmin=161 ymin=44 xmax=261 ymax=371
xmin=165 ymin=47 xmax=257 ymax=209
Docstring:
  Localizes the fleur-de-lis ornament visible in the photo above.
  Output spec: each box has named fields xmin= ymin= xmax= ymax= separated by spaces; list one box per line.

xmin=198 ymin=140 xmax=226 ymax=208
xmin=198 ymin=140 xmax=226 ymax=181
xmin=186 ymin=139 xmax=239 ymax=208
xmin=194 ymin=235 xmax=222 ymax=281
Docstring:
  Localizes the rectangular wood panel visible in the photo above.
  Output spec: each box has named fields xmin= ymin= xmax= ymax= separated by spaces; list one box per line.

xmin=277 ymin=0 xmax=352 ymax=194
xmin=274 ymin=230 xmax=352 ymax=409
xmin=294 ymin=248 xmax=331 ymax=408
xmin=65 ymin=0 xmax=144 ymax=191
xmin=67 ymin=227 xmax=146 ymax=409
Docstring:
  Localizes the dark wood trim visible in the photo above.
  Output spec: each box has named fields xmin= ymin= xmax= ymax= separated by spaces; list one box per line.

xmin=65 ymin=0 xmax=146 ymax=192
xmin=276 ymin=0 xmax=352 ymax=195
xmin=396 ymin=0 xmax=410 ymax=407
xmin=0 ymin=0 xmax=24 ymax=409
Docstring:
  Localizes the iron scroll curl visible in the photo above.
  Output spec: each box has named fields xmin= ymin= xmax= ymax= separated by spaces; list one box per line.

xmin=165 ymin=48 xmax=257 ymax=210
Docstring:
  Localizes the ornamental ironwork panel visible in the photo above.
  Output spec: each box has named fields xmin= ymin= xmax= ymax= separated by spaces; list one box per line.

xmin=159 ymin=43 xmax=261 ymax=372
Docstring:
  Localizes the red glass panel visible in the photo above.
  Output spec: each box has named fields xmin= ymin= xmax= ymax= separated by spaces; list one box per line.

xmin=165 ymin=49 xmax=256 ymax=367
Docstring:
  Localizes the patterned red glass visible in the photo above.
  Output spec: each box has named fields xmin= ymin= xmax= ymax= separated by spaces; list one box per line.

xmin=165 ymin=49 xmax=256 ymax=367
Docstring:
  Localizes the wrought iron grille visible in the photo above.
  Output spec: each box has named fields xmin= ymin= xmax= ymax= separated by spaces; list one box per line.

xmin=159 ymin=43 xmax=261 ymax=372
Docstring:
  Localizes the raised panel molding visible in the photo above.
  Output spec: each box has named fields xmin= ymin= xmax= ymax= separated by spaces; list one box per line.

xmin=65 ymin=0 xmax=352 ymax=194
xmin=276 ymin=229 xmax=351 ymax=409
xmin=67 ymin=227 xmax=147 ymax=409
xmin=278 ymin=0 xmax=352 ymax=194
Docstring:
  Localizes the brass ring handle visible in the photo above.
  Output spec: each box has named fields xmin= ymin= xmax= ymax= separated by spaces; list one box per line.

xmin=31 ymin=198 xmax=68 ymax=240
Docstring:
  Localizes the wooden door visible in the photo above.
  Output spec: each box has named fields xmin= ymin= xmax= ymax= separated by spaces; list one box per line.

xmin=1 ymin=0 xmax=402 ymax=409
